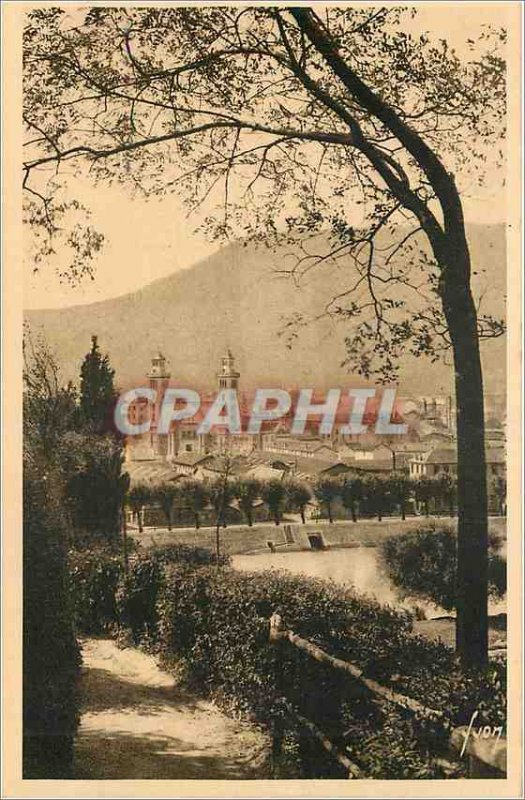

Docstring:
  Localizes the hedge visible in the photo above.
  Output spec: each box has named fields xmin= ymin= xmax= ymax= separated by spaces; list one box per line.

xmin=68 ymin=542 xmax=230 ymax=637
xmin=24 ymin=465 xmax=81 ymax=779
xmin=70 ymin=544 xmax=506 ymax=779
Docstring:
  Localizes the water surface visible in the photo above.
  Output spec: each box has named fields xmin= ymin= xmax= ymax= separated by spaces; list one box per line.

xmin=232 ymin=547 xmax=505 ymax=619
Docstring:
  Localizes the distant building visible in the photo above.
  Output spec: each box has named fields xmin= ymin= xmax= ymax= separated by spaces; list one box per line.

xmin=217 ymin=349 xmax=240 ymax=390
xmin=408 ymin=447 xmax=506 ymax=480
xmin=148 ymin=351 xmax=171 ymax=458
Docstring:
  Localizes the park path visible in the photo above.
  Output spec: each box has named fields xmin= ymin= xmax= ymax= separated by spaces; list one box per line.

xmin=73 ymin=638 xmax=269 ymax=780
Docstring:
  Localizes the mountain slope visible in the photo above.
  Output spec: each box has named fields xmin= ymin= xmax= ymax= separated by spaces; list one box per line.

xmin=26 ymin=224 xmax=506 ymax=397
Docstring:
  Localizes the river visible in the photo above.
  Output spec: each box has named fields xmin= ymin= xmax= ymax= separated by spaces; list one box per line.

xmin=231 ymin=547 xmax=505 ymax=620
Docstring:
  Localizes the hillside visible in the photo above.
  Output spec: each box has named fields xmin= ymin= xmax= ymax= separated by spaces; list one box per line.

xmin=26 ymin=224 xmax=506 ymax=397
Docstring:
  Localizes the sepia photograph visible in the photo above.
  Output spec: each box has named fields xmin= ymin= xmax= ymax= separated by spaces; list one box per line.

xmin=2 ymin=1 xmax=523 ymax=796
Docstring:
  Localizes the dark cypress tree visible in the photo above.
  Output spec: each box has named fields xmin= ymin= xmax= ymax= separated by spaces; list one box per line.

xmin=74 ymin=335 xmax=128 ymax=543
xmin=79 ymin=335 xmax=116 ymax=434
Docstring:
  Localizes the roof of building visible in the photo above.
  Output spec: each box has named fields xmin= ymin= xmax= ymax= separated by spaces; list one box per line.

xmin=170 ymin=453 xmax=214 ymax=467
xmin=344 ymin=459 xmax=394 ymax=473
xmin=245 ymin=465 xmax=286 ymax=481
xmin=422 ymin=448 xmax=506 ymax=465
xmin=271 ymin=440 xmax=340 ymax=461
xmin=126 ymin=461 xmax=180 ymax=486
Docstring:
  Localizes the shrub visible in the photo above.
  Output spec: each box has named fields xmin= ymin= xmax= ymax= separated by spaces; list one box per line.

xmin=154 ymin=566 xmax=505 ymax=778
xmin=152 ymin=543 xmax=231 ymax=568
xmin=380 ymin=525 xmax=506 ymax=611
xmin=24 ymin=463 xmax=81 ymax=778
xmin=116 ymin=551 xmax=165 ymax=644
xmin=67 ymin=541 xmax=506 ymax=779
xmin=69 ymin=542 xmax=231 ymax=640
xmin=68 ymin=545 xmax=123 ymax=633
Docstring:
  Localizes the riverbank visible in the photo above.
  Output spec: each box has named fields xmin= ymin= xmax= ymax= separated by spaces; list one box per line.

xmin=132 ymin=516 xmax=506 ymax=556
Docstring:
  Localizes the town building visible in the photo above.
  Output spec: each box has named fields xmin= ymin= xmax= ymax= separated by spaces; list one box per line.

xmin=408 ymin=447 xmax=506 ymax=480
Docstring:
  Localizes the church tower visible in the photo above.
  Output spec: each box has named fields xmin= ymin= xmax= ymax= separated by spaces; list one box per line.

xmin=217 ymin=349 xmax=240 ymax=391
xmin=148 ymin=352 xmax=170 ymax=457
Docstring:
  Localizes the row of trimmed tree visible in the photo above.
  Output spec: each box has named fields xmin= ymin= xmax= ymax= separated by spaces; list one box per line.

xmin=128 ymin=477 xmax=306 ymax=531
xmin=125 ymin=471 xmax=501 ymax=532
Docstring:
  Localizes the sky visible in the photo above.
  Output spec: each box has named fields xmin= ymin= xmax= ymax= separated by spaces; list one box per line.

xmin=23 ymin=2 xmax=512 ymax=311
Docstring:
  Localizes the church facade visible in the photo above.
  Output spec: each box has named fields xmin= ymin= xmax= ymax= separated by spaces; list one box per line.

xmin=126 ymin=350 xmax=266 ymax=462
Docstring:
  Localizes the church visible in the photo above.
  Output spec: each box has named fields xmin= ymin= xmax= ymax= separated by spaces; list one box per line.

xmin=125 ymin=350 xmax=271 ymax=462
xmin=124 ymin=352 xmax=461 ymax=470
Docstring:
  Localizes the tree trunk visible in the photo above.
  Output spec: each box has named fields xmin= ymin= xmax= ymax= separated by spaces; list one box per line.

xmin=121 ymin=505 xmax=129 ymax=573
xmin=327 ymin=504 xmax=333 ymax=524
xmin=194 ymin=512 xmax=200 ymax=530
xmin=440 ymin=238 xmax=489 ymax=668
xmin=300 ymin=508 xmax=306 ymax=524
xmin=215 ymin=519 xmax=221 ymax=569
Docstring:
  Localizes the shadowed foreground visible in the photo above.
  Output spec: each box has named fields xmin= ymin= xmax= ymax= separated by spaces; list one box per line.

xmin=73 ymin=639 xmax=269 ymax=779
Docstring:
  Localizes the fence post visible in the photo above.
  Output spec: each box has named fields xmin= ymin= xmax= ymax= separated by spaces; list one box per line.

xmin=269 ymin=612 xmax=286 ymax=777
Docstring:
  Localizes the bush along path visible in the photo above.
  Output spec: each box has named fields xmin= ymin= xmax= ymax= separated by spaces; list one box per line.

xmin=73 ymin=638 xmax=269 ymax=779
xmin=69 ymin=544 xmax=506 ymax=779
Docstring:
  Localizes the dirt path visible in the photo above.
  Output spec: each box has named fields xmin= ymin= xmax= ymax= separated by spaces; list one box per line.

xmin=73 ymin=638 xmax=269 ymax=780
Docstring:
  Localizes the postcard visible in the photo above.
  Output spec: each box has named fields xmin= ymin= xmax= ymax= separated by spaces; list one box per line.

xmin=2 ymin=2 xmax=523 ymax=797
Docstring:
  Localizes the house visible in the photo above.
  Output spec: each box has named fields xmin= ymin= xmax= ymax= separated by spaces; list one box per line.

xmin=408 ymin=447 xmax=506 ymax=480
xmin=169 ymin=452 xmax=215 ymax=477
xmin=262 ymin=433 xmax=340 ymax=462
xmin=125 ymin=460 xmax=181 ymax=487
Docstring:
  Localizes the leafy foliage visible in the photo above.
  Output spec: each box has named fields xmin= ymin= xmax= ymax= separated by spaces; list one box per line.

xmin=285 ymin=480 xmax=312 ymax=524
xmin=116 ymin=551 xmax=165 ymax=644
xmin=313 ymin=478 xmax=340 ymax=523
xmin=153 ymin=482 xmax=180 ymax=530
xmin=127 ymin=482 xmax=153 ymax=533
xmin=68 ymin=545 xmax=123 ymax=634
xmin=60 ymin=432 xmax=128 ymax=543
xmin=22 ymin=4 xmax=507 ymax=668
xmin=261 ymin=479 xmax=287 ymax=525
xmin=23 ymin=335 xmax=82 ymax=778
xmin=23 ymin=7 xmax=506 ymax=379
xmin=180 ymin=479 xmax=209 ymax=530
xmin=234 ymin=478 xmax=261 ymax=527
xmin=69 ymin=544 xmax=506 ymax=778
xmin=340 ymin=477 xmax=363 ymax=522
xmin=154 ymin=565 xmax=505 ymax=777
xmin=380 ymin=526 xmax=506 ymax=611
xmin=23 ymin=328 xmax=78 ymax=458
xmin=79 ymin=335 xmax=117 ymax=433
xmin=23 ymin=457 xmax=81 ymax=778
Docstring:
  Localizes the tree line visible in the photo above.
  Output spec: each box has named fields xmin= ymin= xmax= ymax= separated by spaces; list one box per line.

xmin=126 ymin=471 xmax=480 ymax=533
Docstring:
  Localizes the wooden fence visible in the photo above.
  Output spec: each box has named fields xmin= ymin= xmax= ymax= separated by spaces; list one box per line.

xmin=268 ymin=612 xmax=506 ymax=779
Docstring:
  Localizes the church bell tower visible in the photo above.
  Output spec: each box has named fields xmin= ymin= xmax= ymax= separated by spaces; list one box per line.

xmin=148 ymin=352 xmax=170 ymax=457
xmin=217 ymin=349 xmax=240 ymax=391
